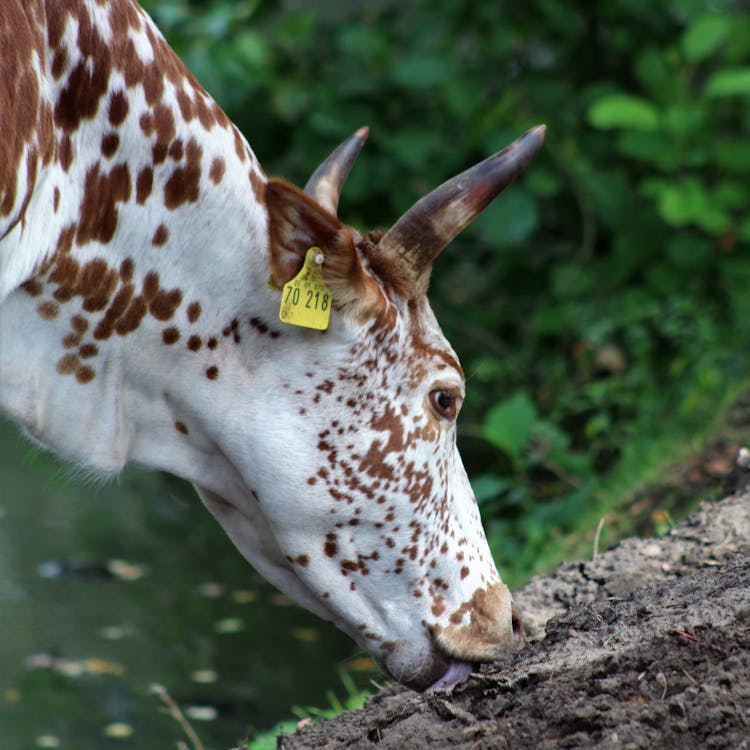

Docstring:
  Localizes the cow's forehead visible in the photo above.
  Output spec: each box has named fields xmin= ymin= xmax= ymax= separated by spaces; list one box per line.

xmin=390 ymin=297 xmax=464 ymax=386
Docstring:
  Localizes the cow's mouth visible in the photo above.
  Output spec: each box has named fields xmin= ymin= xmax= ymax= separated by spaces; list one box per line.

xmin=392 ymin=647 xmax=475 ymax=692
xmin=424 ymin=659 xmax=474 ymax=692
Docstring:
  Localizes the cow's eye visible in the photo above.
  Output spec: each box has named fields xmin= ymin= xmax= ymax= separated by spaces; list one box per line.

xmin=429 ymin=389 xmax=460 ymax=420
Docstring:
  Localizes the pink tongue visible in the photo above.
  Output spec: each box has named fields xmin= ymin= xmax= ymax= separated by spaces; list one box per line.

xmin=425 ymin=660 xmax=474 ymax=692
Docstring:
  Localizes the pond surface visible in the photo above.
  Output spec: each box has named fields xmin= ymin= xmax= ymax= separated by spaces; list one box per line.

xmin=0 ymin=418 xmax=376 ymax=749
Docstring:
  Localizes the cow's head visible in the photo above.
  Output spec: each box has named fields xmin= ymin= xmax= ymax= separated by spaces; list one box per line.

xmin=198 ymin=126 xmax=545 ymax=691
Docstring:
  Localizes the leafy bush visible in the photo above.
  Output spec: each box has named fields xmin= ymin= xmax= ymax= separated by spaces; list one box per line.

xmin=143 ymin=0 xmax=750 ymax=584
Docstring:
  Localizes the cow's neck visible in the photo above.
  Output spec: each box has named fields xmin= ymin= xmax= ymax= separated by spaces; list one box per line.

xmin=0 ymin=0 xmax=275 ymax=501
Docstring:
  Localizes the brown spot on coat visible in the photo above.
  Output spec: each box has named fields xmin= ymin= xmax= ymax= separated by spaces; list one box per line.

xmin=248 ymin=168 xmax=264 ymax=202
xmin=136 ymin=167 xmax=153 ymax=204
xmin=108 ymin=91 xmax=129 ymax=126
xmin=76 ymin=366 xmax=95 ymax=384
xmin=150 ymin=288 xmax=182 ymax=321
xmin=101 ymin=133 xmax=119 ymax=158
xmin=168 ymin=139 xmax=183 ymax=161
xmin=175 ymin=420 xmax=189 ymax=434
xmin=37 ymin=301 xmax=59 ymax=319
xmin=187 ymin=335 xmax=201 ymax=351
xmin=76 ymin=163 xmax=131 ymax=246
xmin=152 ymin=224 xmax=169 ymax=246
xmin=22 ymin=279 xmax=43 ymax=296
xmin=58 ymin=135 xmax=72 ymax=171
xmin=51 ymin=48 xmax=67 ymax=80
xmin=164 ymin=139 xmax=202 ymax=209
xmin=209 ymin=157 xmax=225 ymax=184
xmin=120 ymin=258 xmax=134 ymax=281
xmin=71 ymin=316 xmax=88 ymax=334
xmin=63 ymin=332 xmax=82 ymax=348
xmin=162 ymin=327 xmax=180 ymax=344
xmin=56 ymin=353 xmax=80 ymax=374
xmin=186 ymin=301 xmax=201 ymax=323
xmin=114 ymin=295 xmax=147 ymax=336
xmin=206 ymin=366 xmax=219 ymax=380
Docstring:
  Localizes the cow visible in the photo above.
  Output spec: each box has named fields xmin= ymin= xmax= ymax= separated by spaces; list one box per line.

xmin=0 ymin=0 xmax=545 ymax=692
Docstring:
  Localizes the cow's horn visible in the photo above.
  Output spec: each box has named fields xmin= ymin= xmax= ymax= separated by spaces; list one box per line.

xmin=304 ymin=126 xmax=369 ymax=215
xmin=376 ymin=124 xmax=546 ymax=286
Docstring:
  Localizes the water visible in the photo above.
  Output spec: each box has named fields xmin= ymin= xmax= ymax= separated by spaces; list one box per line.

xmin=0 ymin=418 xmax=375 ymax=749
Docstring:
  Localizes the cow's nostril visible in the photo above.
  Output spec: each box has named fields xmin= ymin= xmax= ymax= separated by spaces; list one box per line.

xmin=511 ymin=602 xmax=524 ymax=639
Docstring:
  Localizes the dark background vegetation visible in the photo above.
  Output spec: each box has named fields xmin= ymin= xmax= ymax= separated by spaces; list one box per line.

xmin=140 ymin=0 xmax=750 ymax=585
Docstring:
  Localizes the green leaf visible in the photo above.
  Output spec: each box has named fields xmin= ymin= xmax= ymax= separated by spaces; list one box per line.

xmin=474 ymin=188 xmax=538 ymax=247
xmin=391 ymin=57 xmax=450 ymax=89
xmin=471 ymin=475 xmax=512 ymax=504
xmin=643 ymin=177 xmax=732 ymax=234
xmin=705 ymin=67 xmax=750 ymax=97
xmin=482 ymin=392 xmax=538 ymax=458
xmin=587 ymin=94 xmax=660 ymax=131
xmin=681 ymin=15 xmax=730 ymax=63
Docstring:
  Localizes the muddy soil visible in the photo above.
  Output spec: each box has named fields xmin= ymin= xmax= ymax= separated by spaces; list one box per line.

xmin=279 ymin=472 xmax=750 ymax=749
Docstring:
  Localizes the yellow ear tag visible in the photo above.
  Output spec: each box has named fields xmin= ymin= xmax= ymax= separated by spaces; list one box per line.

xmin=278 ymin=247 xmax=331 ymax=330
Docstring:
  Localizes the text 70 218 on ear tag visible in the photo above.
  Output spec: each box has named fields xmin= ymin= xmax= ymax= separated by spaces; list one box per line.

xmin=278 ymin=247 xmax=332 ymax=331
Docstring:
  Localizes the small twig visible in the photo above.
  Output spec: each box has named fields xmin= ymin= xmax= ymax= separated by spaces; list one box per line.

xmin=681 ymin=668 xmax=699 ymax=687
xmin=149 ymin=683 xmax=206 ymax=750
xmin=602 ymin=628 xmax=624 ymax=647
xmin=592 ymin=516 xmax=607 ymax=560
xmin=672 ymin=629 xmax=699 ymax=643
xmin=655 ymin=671 xmax=668 ymax=700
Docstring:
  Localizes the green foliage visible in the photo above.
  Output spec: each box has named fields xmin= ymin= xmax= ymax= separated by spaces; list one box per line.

xmin=139 ymin=0 xmax=750 ymax=594
xmin=245 ymin=671 xmax=368 ymax=749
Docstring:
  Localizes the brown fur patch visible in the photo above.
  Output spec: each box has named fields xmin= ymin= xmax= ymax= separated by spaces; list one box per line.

xmin=136 ymin=167 xmax=153 ymax=204
xmin=209 ymin=157 xmax=225 ymax=185
xmin=162 ymin=326 xmax=180 ymax=344
xmin=101 ymin=133 xmax=119 ymax=158
xmin=151 ymin=224 xmax=169 ymax=246
xmin=164 ymin=138 xmax=201 ymax=209
xmin=108 ymin=90 xmax=129 ymax=126
xmin=76 ymin=163 xmax=131 ymax=245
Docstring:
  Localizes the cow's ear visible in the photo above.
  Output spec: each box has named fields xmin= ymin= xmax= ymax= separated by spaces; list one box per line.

xmin=265 ymin=178 xmax=383 ymax=319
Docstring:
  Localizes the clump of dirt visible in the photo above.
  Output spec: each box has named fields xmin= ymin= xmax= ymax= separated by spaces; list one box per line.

xmin=279 ymin=470 xmax=750 ymax=749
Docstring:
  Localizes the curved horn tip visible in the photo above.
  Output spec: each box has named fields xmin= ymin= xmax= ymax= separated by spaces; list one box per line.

xmin=354 ymin=125 xmax=370 ymax=140
xmin=518 ymin=124 xmax=547 ymax=151
xmin=524 ymin=123 xmax=547 ymax=146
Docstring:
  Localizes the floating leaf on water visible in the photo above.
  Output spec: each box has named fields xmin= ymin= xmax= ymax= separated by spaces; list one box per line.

xmin=103 ymin=722 xmax=134 ymax=738
xmin=231 ymin=589 xmax=257 ymax=604
xmin=271 ymin=593 xmax=295 ymax=607
xmin=56 ymin=659 xmax=85 ymax=678
xmin=35 ymin=736 xmax=60 ymax=748
xmin=290 ymin=627 xmax=319 ymax=643
xmin=99 ymin=624 xmax=137 ymax=641
xmin=107 ymin=559 xmax=147 ymax=581
xmin=213 ymin=617 xmax=244 ymax=634
xmin=185 ymin=705 xmax=218 ymax=721
xmin=196 ymin=581 xmax=225 ymax=598
xmin=190 ymin=669 xmax=218 ymax=684
xmin=25 ymin=653 xmax=54 ymax=669
xmin=37 ymin=561 xmax=63 ymax=579
xmin=84 ymin=658 xmax=125 ymax=676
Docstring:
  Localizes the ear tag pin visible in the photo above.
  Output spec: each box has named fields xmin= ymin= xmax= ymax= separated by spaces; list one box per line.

xmin=278 ymin=247 xmax=331 ymax=331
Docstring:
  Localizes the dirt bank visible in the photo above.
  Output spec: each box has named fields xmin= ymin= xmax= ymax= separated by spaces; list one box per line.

xmin=279 ymin=482 xmax=750 ymax=749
